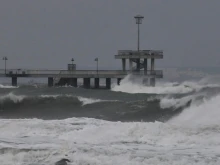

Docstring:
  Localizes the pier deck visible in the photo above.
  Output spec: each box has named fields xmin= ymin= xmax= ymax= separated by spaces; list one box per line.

xmin=0 ymin=69 xmax=163 ymax=78
xmin=0 ymin=69 xmax=163 ymax=88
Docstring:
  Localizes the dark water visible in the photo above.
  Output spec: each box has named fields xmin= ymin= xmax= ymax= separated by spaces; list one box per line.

xmin=0 ymin=84 xmax=219 ymax=122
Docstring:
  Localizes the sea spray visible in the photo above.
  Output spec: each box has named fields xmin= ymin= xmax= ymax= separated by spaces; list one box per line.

xmin=168 ymin=94 xmax=220 ymax=127
xmin=160 ymin=95 xmax=194 ymax=109
xmin=112 ymin=75 xmax=220 ymax=94
xmin=112 ymin=76 xmax=194 ymax=94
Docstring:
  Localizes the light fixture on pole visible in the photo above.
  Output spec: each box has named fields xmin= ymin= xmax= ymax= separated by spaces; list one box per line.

xmin=94 ymin=58 xmax=98 ymax=74
xmin=2 ymin=56 xmax=8 ymax=74
xmin=134 ymin=15 xmax=144 ymax=51
xmin=71 ymin=58 xmax=74 ymax=65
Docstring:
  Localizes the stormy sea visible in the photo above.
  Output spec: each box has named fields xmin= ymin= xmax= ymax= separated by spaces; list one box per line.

xmin=0 ymin=73 xmax=220 ymax=165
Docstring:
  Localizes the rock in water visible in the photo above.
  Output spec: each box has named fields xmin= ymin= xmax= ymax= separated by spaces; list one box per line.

xmin=55 ymin=158 xmax=71 ymax=165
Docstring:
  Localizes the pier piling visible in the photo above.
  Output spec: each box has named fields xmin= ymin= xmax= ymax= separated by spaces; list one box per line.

xmin=106 ymin=78 xmax=111 ymax=89
xmin=83 ymin=78 xmax=90 ymax=88
xmin=150 ymin=78 xmax=155 ymax=87
xmin=117 ymin=78 xmax=122 ymax=85
xmin=48 ymin=77 xmax=54 ymax=87
xmin=70 ymin=78 xmax=77 ymax=87
xmin=94 ymin=78 xmax=99 ymax=89
xmin=143 ymin=78 xmax=148 ymax=85
xmin=12 ymin=77 xmax=17 ymax=86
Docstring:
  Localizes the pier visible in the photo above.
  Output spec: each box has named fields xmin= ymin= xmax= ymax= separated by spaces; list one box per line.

xmin=0 ymin=66 xmax=163 ymax=88
xmin=0 ymin=15 xmax=164 ymax=88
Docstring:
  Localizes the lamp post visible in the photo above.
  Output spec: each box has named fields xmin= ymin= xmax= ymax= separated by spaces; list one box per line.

xmin=71 ymin=58 xmax=74 ymax=65
xmin=94 ymin=58 xmax=98 ymax=74
xmin=134 ymin=15 xmax=144 ymax=51
xmin=2 ymin=56 xmax=8 ymax=74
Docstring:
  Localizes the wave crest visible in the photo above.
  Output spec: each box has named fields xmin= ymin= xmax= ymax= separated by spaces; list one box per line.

xmin=169 ymin=94 xmax=220 ymax=126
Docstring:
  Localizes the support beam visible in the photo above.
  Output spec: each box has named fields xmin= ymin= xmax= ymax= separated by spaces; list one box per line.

xmin=12 ymin=77 xmax=17 ymax=86
xmin=83 ymin=78 xmax=90 ymax=88
xmin=94 ymin=78 xmax=99 ymax=89
xmin=117 ymin=78 xmax=122 ymax=85
xmin=106 ymin=78 xmax=111 ymax=89
xmin=70 ymin=78 xmax=77 ymax=87
xmin=48 ymin=77 xmax=53 ymax=87
xmin=150 ymin=78 xmax=155 ymax=87
xmin=129 ymin=59 xmax=133 ymax=71
xmin=122 ymin=59 xmax=126 ymax=71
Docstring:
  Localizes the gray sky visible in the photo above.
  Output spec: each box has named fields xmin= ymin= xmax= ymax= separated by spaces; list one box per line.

xmin=1 ymin=0 xmax=220 ymax=70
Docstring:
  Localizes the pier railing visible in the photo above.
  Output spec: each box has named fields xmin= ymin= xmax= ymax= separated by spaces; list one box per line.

xmin=118 ymin=50 xmax=163 ymax=56
xmin=115 ymin=50 xmax=163 ymax=59
xmin=0 ymin=69 xmax=163 ymax=78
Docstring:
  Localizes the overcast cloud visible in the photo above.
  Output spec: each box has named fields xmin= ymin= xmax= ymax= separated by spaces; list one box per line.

xmin=0 ymin=0 xmax=220 ymax=70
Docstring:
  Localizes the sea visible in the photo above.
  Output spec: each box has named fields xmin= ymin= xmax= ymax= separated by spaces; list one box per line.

xmin=0 ymin=68 xmax=220 ymax=165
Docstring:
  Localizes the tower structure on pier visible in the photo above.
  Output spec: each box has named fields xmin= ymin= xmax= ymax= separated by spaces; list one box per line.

xmin=115 ymin=50 xmax=163 ymax=86
xmin=115 ymin=15 xmax=163 ymax=86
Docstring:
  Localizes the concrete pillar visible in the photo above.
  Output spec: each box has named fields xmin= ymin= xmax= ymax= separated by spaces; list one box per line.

xmin=136 ymin=59 xmax=140 ymax=71
xmin=70 ymin=78 xmax=77 ymax=87
xmin=122 ymin=59 xmax=126 ymax=71
xmin=48 ymin=77 xmax=53 ymax=87
xmin=95 ymin=78 xmax=99 ymax=89
xmin=150 ymin=78 xmax=155 ymax=87
xmin=143 ymin=78 xmax=148 ymax=86
xmin=83 ymin=78 xmax=90 ymax=88
xmin=117 ymin=78 xmax=122 ymax=85
xmin=129 ymin=59 xmax=133 ymax=71
xmin=151 ymin=58 xmax=155 ymax=70
xmin=106 ymin=78 xmax=111 ymax=89
xmin=12 ymin=77 xmax=17 ymax=86
xmin=144 ymin=59 xmax=148 ymax=75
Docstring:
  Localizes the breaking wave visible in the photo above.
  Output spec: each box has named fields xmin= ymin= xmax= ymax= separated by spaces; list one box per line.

xmin=160 ymin=95 xmax=194 ymax=109
xmin=0 ymin=84 xmax=18 ymax=88
xmin=0 ymin=93 xmax=26 ymax=103
xmin=0 ymin=93 xmax=108 ymax=106
xmin=112 ymin=75 xmax=220 ymax=94
xmin=169 ymin=94 xmax=220 ymax=126
xmin=78 ymin=96 xmax=106 ymax=106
